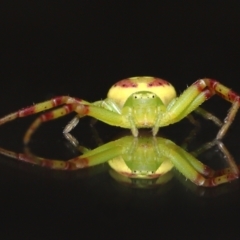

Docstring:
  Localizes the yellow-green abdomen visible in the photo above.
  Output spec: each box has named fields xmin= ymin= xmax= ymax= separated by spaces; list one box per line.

xmin=107 ymin=76 xmax=176 ymax=107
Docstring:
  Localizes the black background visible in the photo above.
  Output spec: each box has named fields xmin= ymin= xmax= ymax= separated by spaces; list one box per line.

xmin=1 ymin=1 xmax=240 ymax=239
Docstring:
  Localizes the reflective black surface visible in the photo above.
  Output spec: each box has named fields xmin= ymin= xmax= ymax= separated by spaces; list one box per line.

xmin=1 ymin=2 xmax=240 ymax=239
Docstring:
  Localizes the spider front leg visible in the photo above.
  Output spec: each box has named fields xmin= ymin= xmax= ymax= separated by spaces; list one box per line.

xmin=153 ymin=84 xmax=213 ymax=135
xmin=0 ymin=94 xmax=126 ymax=144
xmin=0 ymin=95 xmax=89 ymax=144
xmin=0 ymin=96 xmax=91 ymax=126
xmin=21 ymin=97 xmax=128 ymax=144
xmin=0 ymin=95 xmax=91 ymax=144
xmin=23 ymin=104 xmax=126 ymax=144
xmin=23 ymin=105 xmax=79 ymax=144
xmin=63 ymin=98 xmax=122 ymax=134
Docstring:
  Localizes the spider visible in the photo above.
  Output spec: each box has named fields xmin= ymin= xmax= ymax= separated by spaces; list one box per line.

xmin=0 ymin=76 xmax=239 ymax=144
xmin=0 ymin=133 xmax=238 ymax=187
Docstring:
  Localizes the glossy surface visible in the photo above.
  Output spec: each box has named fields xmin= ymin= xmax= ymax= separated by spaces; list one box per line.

xmin=1 ymin=2 xmax=240 ymax=239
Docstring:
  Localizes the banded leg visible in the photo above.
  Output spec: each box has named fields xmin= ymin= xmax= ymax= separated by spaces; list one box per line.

xmin=0 ymin=94 xmax=127 ymax=143
xmin=0 ymin=134 xmax=238 ymax=187
xmin=0 ymin=96 xmax=90 ymax=126
xmin=158 ymin=79 xmax=240 ymax=139
xmin=163 ymin=142 xmax=238 ymax=187
xmin=23 ymin=105 xmax=76 ymax=144
xmin=23 ymin=103 xmax=126 ymax=144
xmin=181 ymin=107 xmax=223 ymax=149
xmin=153 ymin=86 xmax=213 ymax=135
xmin=0 ymin=138 xmax=124 ymax=170
xmin=203 ymin=79 xmax=240 ymax=139
xmin=190 ymin=139 xmax=239 ymax=176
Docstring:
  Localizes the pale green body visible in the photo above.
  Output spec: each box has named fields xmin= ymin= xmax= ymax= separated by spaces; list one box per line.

xmin=72 ymin=133 xmax=237 ymax=187
xmin=0 ymin=132 xmax=237 ymax=187
xmin=108 ymin=136 xmax=173 ymax=179
xmin=95 ymin=91 xmax=168 ymax=135
xmin=78 ymin=134 xmax=174 ymax=179
xmin=0 ymin=76 xmax=238 ymax=187
xmin=86 ymin=76 xmax=209 ymax=136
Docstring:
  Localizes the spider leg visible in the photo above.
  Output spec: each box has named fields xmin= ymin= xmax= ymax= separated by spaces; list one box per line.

xmin=23 ymin=104 xmax=77 ymax=144
xmin=167 ymin=89 xmax=213 ymax=124
xmin=190 ymin=139 xmax=239 ymax=173
xmin=180 ymin=114 xmax=201 ymax=149
xmin=24 ymin=99 xmax=115 ymax=144
xmin=217 ymin=140 xmax=239 ymax=175
xmin=202 ymin=79 xmax=240 ymax=139
xmin=63 ymin=97 xmax=123 ymax=134
xmin=0 ymin=95 xmax=128 ymax=143
xmin=24 ymin=103 xmax=127 ymax=144
xmin=169 ymin=90 xmax=223 ymax=127
xmin=152 ymin=86 xmax=212 ymax=135
xmin=162 ymin=142 xmax=238 ymax=187
xmin=216 ymin=101 xmax=239 ymax=139
xmin=0 ymin=96 xmax=90 ymax=126
xmin=157 ymin=79 xmax=239 ymax=139
xmin=194 ymin=107 xmax=222 ymax=127
xmin=180 ymin=107 xmax=222 ymax=148
xmin=0 ymin=138 xmax=124 ymax=170
xmin=64 ymin=132 xmax=80 ymax=148
xmin=190 ymin=139 xmax=239 ymax=176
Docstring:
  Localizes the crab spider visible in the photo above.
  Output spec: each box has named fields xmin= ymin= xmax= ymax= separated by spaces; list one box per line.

xmin=0 ymin=134 xmax=238 ymax=187
xmin=0 ymin=76 xmax=239 ymax=143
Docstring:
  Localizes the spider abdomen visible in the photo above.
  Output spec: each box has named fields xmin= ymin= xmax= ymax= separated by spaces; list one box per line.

xmin=107 ymin=76 xmax=176 ymax=107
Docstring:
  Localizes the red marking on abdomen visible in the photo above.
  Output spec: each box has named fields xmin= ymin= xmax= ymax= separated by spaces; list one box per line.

xmin=148 ymin=78 xmax=170 ymax=87
xmin=113 ymin=79 xmax=138 ymax=88
xmin=18 ymin=106 xmax=36 ymax=117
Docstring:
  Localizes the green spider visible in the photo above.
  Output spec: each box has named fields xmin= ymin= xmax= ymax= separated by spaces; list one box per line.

xmin=0 ymin=132 xmax=238 ymax=187
xmin=0 ymin=76 xmax=238 ymax=144
xmin=0 ymin=76 xmax=239 ymax=187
